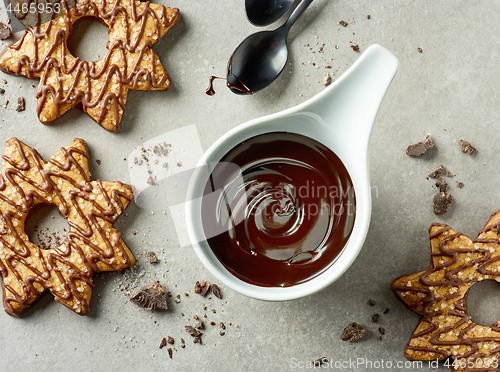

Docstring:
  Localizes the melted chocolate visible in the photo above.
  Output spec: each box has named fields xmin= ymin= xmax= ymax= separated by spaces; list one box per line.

xmin=201 ymin=132 xmax=356 ymax=287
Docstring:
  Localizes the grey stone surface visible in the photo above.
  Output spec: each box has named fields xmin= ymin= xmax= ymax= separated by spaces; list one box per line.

xmin=0 ymin=0 xmax=499 ymax=371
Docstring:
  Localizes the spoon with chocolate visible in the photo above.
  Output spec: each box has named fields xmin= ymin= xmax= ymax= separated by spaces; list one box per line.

xmin=227 ymin=0 xmax=314 ymax=94
xmin=245 ymin=0 xmax=295 ymax=26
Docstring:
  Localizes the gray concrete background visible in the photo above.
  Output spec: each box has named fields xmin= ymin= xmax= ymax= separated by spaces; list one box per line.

xmin=0 ymin=0 xmax=499 ymax=371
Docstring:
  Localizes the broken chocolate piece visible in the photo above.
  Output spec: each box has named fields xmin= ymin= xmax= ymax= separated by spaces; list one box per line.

xmin=339 ymin=20 xmax=348 ymax=27
xmin=194 ymin=280 xmax=211 ymax=296
xmin=433 ymin=192 xmax=453 ymax=215
xmin=146 ymin=251 xmax=159 ymax=264
xmin=435 ymin=177 xmax=448 ymax=193
xmin=159 ymin=337 xmax=167 ymax=349
xmin=15 ymin=97 xmax=25 ymax=112
xmin=167 ymin=336 xmax=174 ymax=345
xmin=378 ymin=326 xmax=385 ymax=335
xmin=185 ymin=325 xmax=202 ymax=338
xmin=406 ymin=135 xmax=434 ymax=156
xmin=367 ymin=299 xmax=376 ymax=306
xmin=457 ymin=181 xmax=464 ymax=188
xmin=0 ymin=22 xmax=11 ymax=40
xmin=313 ymin=358 xmax=330 ymax=367
xmin=458 ymin=139 xmax=476 ymax=156
xmin=130 ymin=281 xmax=168 ymax=311
xmin=371 ymin=314 xmax=380 ymax=323
xmin=195 ymin=320 xmax=204 ymax=329
xmin=428 ymin=164 xmax=444 ymax=179
xmin=212 ymin=284 xmax=222 ymax=299
xmin=340 ymin=322 xmax=365 ymax=343
xmin=167 ymin=347 xmax=173 ymax=358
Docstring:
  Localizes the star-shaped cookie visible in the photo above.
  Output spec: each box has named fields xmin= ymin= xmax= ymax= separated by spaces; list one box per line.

xmin=392 ymin=212 xmax=500 ymax=371
xmin=0 ymin=138 xmax=136 ymax=316
xmin=0 ymin=0 xmax=179 ymax=131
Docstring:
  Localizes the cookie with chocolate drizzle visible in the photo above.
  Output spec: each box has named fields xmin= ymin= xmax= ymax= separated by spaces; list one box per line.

xmin=0 ymin=138 xmax=136 ymax=316
xmin=392 ymin=212 xmax=500 ymax=371
xmin=0 ymin=0 xmax=179 ymax=131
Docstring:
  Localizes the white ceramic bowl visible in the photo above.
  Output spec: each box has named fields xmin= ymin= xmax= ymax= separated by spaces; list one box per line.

xmin=186 ymin=44 xmax=399 ymax=301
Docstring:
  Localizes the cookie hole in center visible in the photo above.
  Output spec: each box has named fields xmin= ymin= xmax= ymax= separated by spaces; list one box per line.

xmin=67 ymin=17 xmax=109 ymax=62
xmin=25 ymin=204 xmax=68 ymax=250
xmin=467 ymin=280 xmax=500 ymax=327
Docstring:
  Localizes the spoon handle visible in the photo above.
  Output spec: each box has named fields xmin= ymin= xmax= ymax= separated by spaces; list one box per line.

xmin=284 ymin=0 xmax=314 ymax=31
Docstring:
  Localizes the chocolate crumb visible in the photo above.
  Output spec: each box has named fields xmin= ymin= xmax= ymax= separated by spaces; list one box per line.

xmin=367 ymin=299 xmax=376 ymax=306
xmin=417 ymin=47 xmax=423 ymax=53
xmin=167 ymin=336 xmax=174 ymax=345
xmin=167 ymin=347 xmax=173 ymax=359
xmin=185 ymin=325 xmax=203 ymax=339
xmin=340 ymin=322 xmax=365 ymax=343
xmin=195 ymin=320 xmax=204 ymax=330
xmin=428 ymin=165 xmax=444 ymax=179
xmin=378 ymin=326 xmax=385 ymax=335
xmin=406 ymin=135 xmax=434 ymax=156
xmin=210 ymin=321 xmax=216 ymax=326
xmin=146 ymin=251 xmax=159 ymax=264
xmin=0 ymin=22 xmax=11 ymax=40
xmin=212 ymin=284 xmax=222 ymax=299
xmin=159 ymin=337 xmax=167 ymax=349
xmin=457 ymin=181 xmax=464 ymax=188
xmin=15 ymin=97 xmax=25 ymax=112
xmin=0 ymin=88 xmax=4 ymax=94
xmin=130 ymin=281 xmax=168 ymax=311
xmin=176 ymin=161 xmax=182 ymax=167
xmin=378 ymin=336 xmax=383 ymax=341
xmin=433 ymin=192 xmax=453 ymax=215
xmin=322 ymin=74 xmax=331 ymax=86
xmin=366 ymin=15 xmax=371 ymax=19
xmin=350 ymin=43 xmax=359 ymax=52
xmin=219 ymin=331 xmax=225 ymax=336
xmin=219 ymin=322 xmax=226 ymax=330
xmin=180 ymin=338 xmax=185 ymax=344
xmin=95 ymin=159 xmax=101 ymax=165
xmin=180 ymin=344 xmax=185 ymax=348
xmin=458 ymin=139 xmax=476 ymax=156
xmin=339 ymin=20 xmax=348 ymax=27
xmin=446 ymin=170 xmax=454 ymax=177
xmin=313 ymin=357 xmax=330 ymax=367
xmin=371 ymin=314 xmax=380 ymax=323
xmin=435 ymin=177 xmax=448 ymax=193
xmin=382 ymin=308 xmax=389 ymax=314
xmin=193 ymin=336 xmax=202 ymax=344
xmin=194 ymin=280 xmax=211 ymax=297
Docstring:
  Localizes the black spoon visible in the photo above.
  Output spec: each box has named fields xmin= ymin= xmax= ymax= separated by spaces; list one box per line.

xmin=227 ymin=0 xmax=314 ymax=95
xmin=245 ymin=0 xmax=295 ymax=27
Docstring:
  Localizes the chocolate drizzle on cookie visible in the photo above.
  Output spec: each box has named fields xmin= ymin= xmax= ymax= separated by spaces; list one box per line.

xmin=0 ymin=0 xmax=180 ymax=131
xmin=392 ymin=214 xmax=500 ymax=371
xmin=0 ymin=138 xmax=135 ymax=316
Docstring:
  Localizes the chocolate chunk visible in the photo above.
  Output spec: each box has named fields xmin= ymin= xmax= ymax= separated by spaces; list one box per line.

xmin=367 ymin=299 xmax=376 ymax=306
xmin=166 ymin=336 xmax=174 ymax=344
xmin=15 ymin=97 xmax=25 ymax=112
xmin=406 ymin=135 xmax=434 ymax=156
xmin=0 ymin=22 xmax=11 ymax=40
xmin=378 ymin=326 xmax=385 ymax=335
xmin=433 ymin=192 xmax=453 ymax=215
xmin=159 ymin=337 xmax=167 ymax=349
xmin=167 ymin=347 xmax=173 ymax=359
xmin=313 ymin=358 xmax=330 ymax=367
xmin=457 ymin=181 xmax=464 ymax=188
xmin=194 ymin=280 xmax=211 ymax=296
xmin=435 ymin=177 xmax=448 ymax=193
xmin=371 ymin=314 xmax=380 ymax=323
xmin=458 ymin=139 xmax=476 ymax=156
xmin=212 ymin=284 xmax=222 ymax=299
xmin=130 ymin=281 xmax=168 ymax=311
xmin=146 ymin=251 xmax=159 ymax=264
xmin=428 ymin=164 xmax=444 ymax=179
xmin=185 ymin=325 xmax=202 ymax=338
xmin=340 ymin=322 xmax=365 ymax=343
xmin=193 ymin=336 xmax=202 ymax=344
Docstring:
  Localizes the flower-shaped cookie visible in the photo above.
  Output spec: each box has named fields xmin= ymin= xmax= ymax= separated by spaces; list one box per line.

xmin=0 ymin=138 xmax=135 ymax=316
xmin=392 ymin=212 xmax=500 ymax=371
xmin=0 ymin=0 xmax=179 ymax=131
